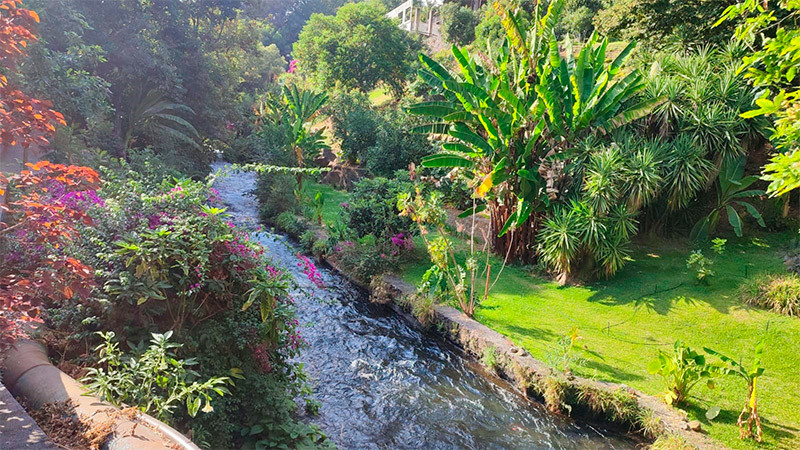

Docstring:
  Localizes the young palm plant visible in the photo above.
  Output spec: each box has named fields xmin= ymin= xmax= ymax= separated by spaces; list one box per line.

xmin=704 ymin=340 xmax=767 ymax=442
xmin=122 ymin=88 xmax=201 ymax=151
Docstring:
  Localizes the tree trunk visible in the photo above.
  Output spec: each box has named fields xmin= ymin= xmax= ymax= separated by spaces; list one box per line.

xmin=488 ymin=196 xmax=540 ymax=264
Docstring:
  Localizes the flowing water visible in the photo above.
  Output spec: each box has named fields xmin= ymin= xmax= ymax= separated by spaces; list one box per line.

xmin=211 ymin=163 xmax=636 ymax=450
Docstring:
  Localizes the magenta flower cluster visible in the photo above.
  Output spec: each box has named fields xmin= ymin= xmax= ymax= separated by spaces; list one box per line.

xmin=390 ymin=233 xmax=414 ymax=250
xmin=207 ymin=187 xmax=221 ymax=204
xmin=297 ymin=254 xmax=325 ymax=289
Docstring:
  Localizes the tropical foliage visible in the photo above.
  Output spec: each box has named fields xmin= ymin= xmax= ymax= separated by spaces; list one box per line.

xmin=690 ymin=158 xmax=765 ymax=240
xmin=717 ymin=1 xmax=800 ymax=197
xmin=411 ymin=0 xmax=657 ymax=275
xmin=255 ymin=85 xmax=329 ymax=192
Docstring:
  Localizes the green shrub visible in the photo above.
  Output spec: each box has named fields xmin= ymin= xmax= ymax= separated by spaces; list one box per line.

xmin=311 ymin=240 xmax=329 ymax=259
xmin=299 ymin=230 xmax=317 ymax=253
xmin=256 ymin=172 xmax=299 ymax=221
xmin=741 ymin=273 xmax=800 ymax=317
xmin=365 ymin=110 xmax=435 ymax=177
xmin=327 ymin=90 xmax=379 ymax=164
xmin=82 ymin=331 xmax=232 ymax=421
xmin=440 ymin=3 xmax=478 ymax=46
xmin=186 ymin=305 xmax=328 ymax=449
xmin=341 ymin=177 xmax=413 ymax=241
xmin=275 ymin=211 xmax=307 ymax=236
xmin=333 ymin=240 xmax=395 ymax=282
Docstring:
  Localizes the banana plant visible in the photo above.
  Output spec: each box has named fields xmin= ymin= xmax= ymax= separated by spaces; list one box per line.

xmin=704 ymin=340 xmax=766 ymax=442
xmin=255 ymin=85 xmax=329 ymax=192
xmin=690 ymin=157 xmax=765 ymax=240
xmin=409 ymin=0 xmax=658 ymax=262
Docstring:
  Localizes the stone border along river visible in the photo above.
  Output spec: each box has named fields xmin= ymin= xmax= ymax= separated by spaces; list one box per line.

xmin=212 ymin=162 xmax=638 ymax=450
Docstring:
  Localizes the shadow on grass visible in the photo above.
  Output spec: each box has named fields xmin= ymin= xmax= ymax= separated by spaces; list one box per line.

xmin=684 ymin=402 xmax=799 ymax=448
xmin=579 ymin=358 xmax=646 ymax=383
xmin=494 ymin=323 xmax=558 ymax=342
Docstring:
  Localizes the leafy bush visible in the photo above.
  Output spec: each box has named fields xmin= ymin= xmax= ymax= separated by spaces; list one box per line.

xmin=256 ymin=172 xmax=299 ymax=221
xmin=82 ymin=331 xmax=232 ymax=421
xmin=333 ymin=239 xmax=396 ymax=282
xmin=647 ymin=341 xmax=713 ymax=405
xmin=311 ymin=240 xmax=329 ymax=259
xmin=327 ymin=90 xmax=379 ymax=164
xmin=440 ymin=3 xmax=479 ymax=45
xmin=740 ymin=273 xmax=800 ymax=317
xmin=300 ymin=230 xmax=318 ymax=253
xmin=275 ymin=211 xmax=308 ymax=237
xmin=365 ymin=110 xmax=435 ymax=177
xmin=341 ymin=177 xmax=413 ymax=240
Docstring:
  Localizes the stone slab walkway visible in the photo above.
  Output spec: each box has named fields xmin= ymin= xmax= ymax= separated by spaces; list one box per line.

xmin=0 ymin=382 xmax=57 ymax=450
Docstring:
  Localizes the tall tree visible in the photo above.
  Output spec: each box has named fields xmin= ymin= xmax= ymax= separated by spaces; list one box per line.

xmin=292 ymin=0 xmax=421 ymax=97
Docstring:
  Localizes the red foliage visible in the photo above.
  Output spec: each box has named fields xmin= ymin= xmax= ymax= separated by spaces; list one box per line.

xmin=0 ymin=0 xmax=65 ymax=151
xmin=1 ymin=162 xmax=100 ymax=349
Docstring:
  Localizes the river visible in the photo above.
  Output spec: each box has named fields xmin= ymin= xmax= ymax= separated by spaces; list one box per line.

xmin=211 ymin=163 xmax=635 ymax=450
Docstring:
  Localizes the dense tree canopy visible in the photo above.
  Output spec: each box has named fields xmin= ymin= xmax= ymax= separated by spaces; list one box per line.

xmin=595 ymin=0 xmax=736 ymax=47
xmin=292 ymin=0 xmax=422 ymax=97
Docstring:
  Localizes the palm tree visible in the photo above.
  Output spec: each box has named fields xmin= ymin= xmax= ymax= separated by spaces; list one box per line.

xmin=122 ymin=89 xmax=201 ymax=152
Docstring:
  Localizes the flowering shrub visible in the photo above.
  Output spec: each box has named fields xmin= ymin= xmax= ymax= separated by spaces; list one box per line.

xmin=6 ymin=157 xmax=323 ymax=447
xmin=0 ymin=162 xmax=101 ymax=350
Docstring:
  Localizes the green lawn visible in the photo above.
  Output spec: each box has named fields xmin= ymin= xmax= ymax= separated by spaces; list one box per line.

xmin=367 ymin=86 xmax=393 ymax=107
xmin=303 ymin=181 xmax=349 ymax=225
xmin=301 ymin=184 xmax=800 ymax=449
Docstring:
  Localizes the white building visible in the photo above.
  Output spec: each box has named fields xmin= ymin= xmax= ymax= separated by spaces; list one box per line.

xmin=386 ymin=0 xmax=443 ymax=36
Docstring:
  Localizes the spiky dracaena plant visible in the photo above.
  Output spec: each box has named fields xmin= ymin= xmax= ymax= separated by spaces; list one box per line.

xmin=662 ymin=134 xmax=715 ymax=211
